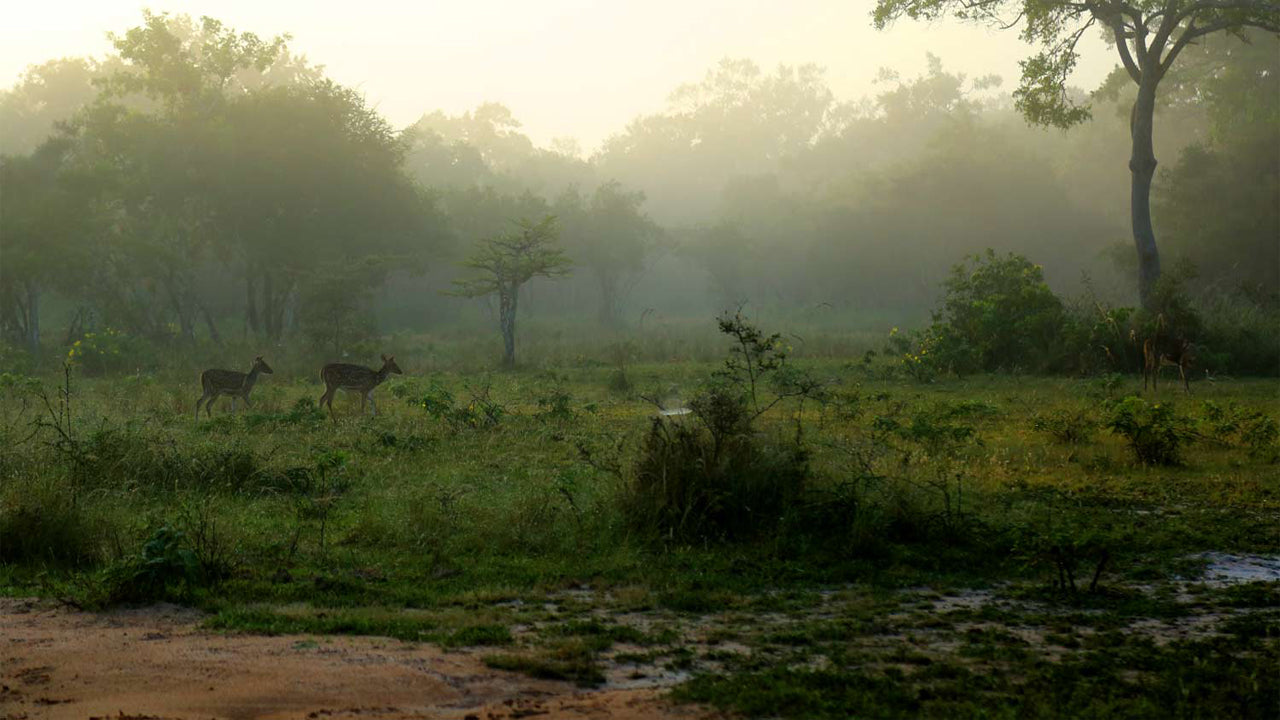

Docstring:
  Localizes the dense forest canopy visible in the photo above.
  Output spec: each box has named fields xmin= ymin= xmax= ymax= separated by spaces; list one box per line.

xmin=0 ymin=11 xmax=1275 ymax=366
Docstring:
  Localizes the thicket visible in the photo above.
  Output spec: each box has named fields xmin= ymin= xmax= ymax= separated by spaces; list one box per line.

xmin=892 ymin=251 xmax=1279 ymax=381
xmin=600 ymin=313 xmax=1000 ymax=563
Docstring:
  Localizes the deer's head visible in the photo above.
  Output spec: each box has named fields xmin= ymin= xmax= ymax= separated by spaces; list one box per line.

xmin=382 ymin=354 xmax=403 ymax=375
xmin=254 ymin=356 xmax=274 ymax=374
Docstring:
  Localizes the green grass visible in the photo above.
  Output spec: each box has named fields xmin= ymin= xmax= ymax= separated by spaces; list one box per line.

xmin=2 ymin=354 xmax=1278 ymax=716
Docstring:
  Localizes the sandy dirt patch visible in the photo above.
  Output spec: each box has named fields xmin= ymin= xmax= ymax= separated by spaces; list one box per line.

xmin=0 ymin=598 xmax=716 ymax=720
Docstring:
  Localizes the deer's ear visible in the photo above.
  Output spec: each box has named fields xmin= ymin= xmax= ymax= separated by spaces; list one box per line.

xmin=256 ymin=355 xmax=264 ymax=361
xmin=381 ymin=354 xmax=388 ymax=362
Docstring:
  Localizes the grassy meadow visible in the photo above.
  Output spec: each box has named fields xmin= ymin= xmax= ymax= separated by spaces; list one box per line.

xmin=1 ymin=328 xmax=1278 ymax=718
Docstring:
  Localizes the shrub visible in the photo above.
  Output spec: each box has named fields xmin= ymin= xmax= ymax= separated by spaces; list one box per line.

xmin=1032 ymin=408 xmax=1098 ymax=445
xmin=535 ymin=382 xmax=577 ymax=423
xmin=0 ymin=486 xmax=102 ymax=567
xmin=0 ymin=343 xmax=36 ymax=375
xmin=626 ymin=385 xmax=808 ymax=543
xmin=410 ymin=379 xmax=506 ymax=430
xmin=619 ymin=313 xmax=815 ymax=544
xmin=72 ymin=427 xmax=269 ymax=493
xmin=1196 ymin=291 xmax=1280 ymax=376
xmin=244 ymin=397 xmax=326 ymax=429
xmin=1060 ymin=299 xmax=1139 ymax=375
xmin=102 ymin=525 xmax=204 ymax=604
xmin=1105 ymin=396 xmax=1193 ymax=466
xmin=1200 ymin=401 xmax=1280 ymax=462
xmin=65 ymin=328 xmax=139 ymax=376
xmin=917 ymin=250 xmax=1066 ymax=376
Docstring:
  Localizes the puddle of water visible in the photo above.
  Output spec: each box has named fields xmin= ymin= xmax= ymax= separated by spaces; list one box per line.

xmin=1195 ymin=553 xmax=1280 ymax=585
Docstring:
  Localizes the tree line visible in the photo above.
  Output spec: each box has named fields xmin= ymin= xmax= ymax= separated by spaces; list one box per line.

xmin=2 ymin=11 xmax=1275 ymax=365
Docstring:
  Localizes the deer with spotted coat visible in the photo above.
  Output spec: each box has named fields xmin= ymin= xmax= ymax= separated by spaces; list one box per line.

xmin=318 ymin=354 xmax=402 ymax=421
xmin=195 ymin=356 xmax=273 ymax=419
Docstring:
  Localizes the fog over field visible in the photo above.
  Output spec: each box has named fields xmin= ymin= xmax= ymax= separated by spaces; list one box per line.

xmin=2 ymin=3 xmax=1278 ymax=719
xmin=2 ymin=1 xmax=1118 ymax=151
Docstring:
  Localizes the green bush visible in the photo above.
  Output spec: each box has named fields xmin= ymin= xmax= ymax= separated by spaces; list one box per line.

xmin=0 ymin=486 xmax=102 ymax=567
xmin=621 ymin=313 xmax=813 ymax=544
xmin=66 ymin=328 xmax=142 ymax=377
xmin=1106 ymin=396 xmax=1193 ymax=466
xmin=408 ymin=379 xmax=506 ymax=430
xmin=1060 ymin=300 xmax=1139 ymax=375
xmin=914 ymin=250 xmax=1066 ymax=376
xmin=626 ymin=386 xmax=808 ymax=543
xmin=1196 ymin=292 xmax=1280 ymax=377
xmin=73 ymin=427 xmax=269 ymax=493
xmin=102 ymin=525 xmax=204 ymax=604
xmin=1200 ymin=401 xmax=1279 ymax=462
xmin=1032 ymin=408 xmax=1099 ymax=445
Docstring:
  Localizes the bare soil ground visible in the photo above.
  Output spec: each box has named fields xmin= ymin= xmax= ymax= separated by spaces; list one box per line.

xmin=0 ymin=598 xmax=715 ymax=720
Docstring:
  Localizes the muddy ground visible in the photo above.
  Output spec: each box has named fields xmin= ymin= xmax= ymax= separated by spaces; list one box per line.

xmin=0 ymin=598 xmax=715 ymax=720
xmin=4 ymin=553 xmax=1276 ymax=720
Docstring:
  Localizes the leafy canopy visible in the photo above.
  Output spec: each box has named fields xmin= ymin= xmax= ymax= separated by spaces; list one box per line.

xmin=451 ymin=216 xmax=573 ymax=299
xmin=873 ymin=0 xmax=1280 ymax=128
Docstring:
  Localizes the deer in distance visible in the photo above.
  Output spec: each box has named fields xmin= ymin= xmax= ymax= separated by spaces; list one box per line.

xmin=1139 ymin=315 xmax=1194 ymax=394
xmin=319 ymin=354 xmax=402 ymax=420
xmin=195 ymin=356 xmax=274 ymax=419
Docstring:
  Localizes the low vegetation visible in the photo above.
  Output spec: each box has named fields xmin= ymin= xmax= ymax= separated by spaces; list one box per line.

xmin=2 ymin=307 xmax=1276 ymax=716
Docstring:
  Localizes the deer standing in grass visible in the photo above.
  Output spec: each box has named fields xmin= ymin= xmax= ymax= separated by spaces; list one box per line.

xmin=195 ymin=356 xmax=274 ymax=419
xmin=1140 ymin=315 xmax=1194 ymax=394
xmin=319 ymin=355 xmax=402 ymax=420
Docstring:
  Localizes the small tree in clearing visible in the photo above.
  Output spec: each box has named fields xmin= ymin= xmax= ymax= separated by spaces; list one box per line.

xmin=451 ymin=216 xmax=572 ymax=367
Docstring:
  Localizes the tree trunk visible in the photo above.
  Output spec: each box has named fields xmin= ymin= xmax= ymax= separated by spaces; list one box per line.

xmin=25 ymin=281 xmax=40 ymax=358
xmin=500 ymin=286 xmax=517 ymax=368
xmin=201 ymin=304 xmax=222 ymax=345
xmin=164 ymin=272 xmax=196 ymax=344
xmin=246 ymin=271 xmax=260 ymax=336
xmin=262 ymin=272 xmax=291 ymax=342
xmin=1130 ymin=80 xmax=1162 ymax=309
xmin=263 ymin=272 xmax=275 ymax=340
xmin=598 ymin=271 xmax=619 ymax=327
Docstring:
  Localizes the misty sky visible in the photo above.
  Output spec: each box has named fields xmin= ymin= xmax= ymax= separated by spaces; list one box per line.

xmin=2 ymin=1 xmax=1117 ymax=152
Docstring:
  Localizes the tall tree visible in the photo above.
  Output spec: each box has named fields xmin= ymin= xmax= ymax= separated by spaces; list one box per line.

xmin=220 ymin=79 xmax=439 ymax=341
xmin=1147 ymin=30 xmax=1279 ymax=290
xmin=451 ymin=216 xmax=572 ymax=367
xmin=57 ymin=11 xmax=298 ymax=342
xmin=555 ymin=181 xmax=659 ymax=326
xmin=872 ymin=0 xmax=1280 ymax=308
xmin=0 ymin=139 xmax=95 ymax=355
xmin=0 ymin=58 xmax=102 ymax=156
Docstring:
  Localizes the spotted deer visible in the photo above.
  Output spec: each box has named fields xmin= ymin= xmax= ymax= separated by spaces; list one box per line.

xmin=318 ymin=354 xmax=402 ymax=420
xmin=195 ymin=356 xmax=274 ymax=419
xmin=1140 ymin=315 xmax=1194 ymax=394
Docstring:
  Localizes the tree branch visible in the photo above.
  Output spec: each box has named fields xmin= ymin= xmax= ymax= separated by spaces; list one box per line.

xmin=1088 ymin=1 xmax=1144 ymax=81
xmin=1160 ymin=14 xmax=1279 ymax=74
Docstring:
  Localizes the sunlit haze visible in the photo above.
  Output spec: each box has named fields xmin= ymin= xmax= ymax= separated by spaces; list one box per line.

xmin=0 ymin=0 xmax=1116 ymax=152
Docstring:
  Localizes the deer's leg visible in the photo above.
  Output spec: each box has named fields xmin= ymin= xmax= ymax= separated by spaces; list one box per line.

xmin=242 ymin=393 xmax=252 ymax=409
xmin=195 ymin=394 xmax=206 ymax=421
xmin=230 ymin=397 xmax=237 ymax=413
xmin=321 ymin=387 xmax=336 ymax=422
xmin=1180 ymin=362 xmax=1190 ymax=394
xmin=368 ymin=393 xmax=377 ymax=416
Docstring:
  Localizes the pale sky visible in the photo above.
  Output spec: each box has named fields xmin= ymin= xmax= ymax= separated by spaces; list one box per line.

xmin=1 ymin=1 xmax=1117 ymax=152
